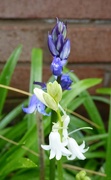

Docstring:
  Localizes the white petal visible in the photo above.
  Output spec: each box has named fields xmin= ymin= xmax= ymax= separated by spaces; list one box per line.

xmin=61 ymin=146 xmax=72 ymax=156
xmin=49 ymin=149 xmax=56 ymax=159
xmin=56 ymin=150 xmax=62 ymax=160
xmin=79 ymin=141 xmax=85 ymax=149
xmin=67 ymin=154 xmax=76 ymax=160
xmin=67 ymin=138 xmax=87 ymax=160
xmin=34 ymin=88 xmax=48 ymax=106
xmin=41 ymin=145 xmax=50 ymax=150
xmin=79 ymin=141 xmax=89 ymax=153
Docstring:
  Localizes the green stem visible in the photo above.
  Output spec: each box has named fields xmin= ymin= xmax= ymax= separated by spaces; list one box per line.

xmin=57 ymin=159 xmax=63 ymax=180
xmin=56 ymin=110 xmax=63 ymax=138
xmin=37 ymin=113 xmax=45 ymax=180
xmin=56 ymin=110 xmax=63 ymax=180
xmin=49 ymin=158 xmax=56 ymax=180
xmin=49 ymin=110 xmax=57 ymax=180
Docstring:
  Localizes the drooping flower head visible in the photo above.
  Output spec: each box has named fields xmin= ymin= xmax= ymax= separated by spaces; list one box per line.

xmin=67 ymin=138 xmax=89 ymax=160
xmin=41 ymin=131 xmax=71 ymax=160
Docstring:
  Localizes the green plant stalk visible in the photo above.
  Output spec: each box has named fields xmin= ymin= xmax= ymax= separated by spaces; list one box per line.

xmin=56 ymin=110 xmax=63 ymax=180
xmin=49 ymin=158 xmax=56 ymax=180
xmin=105 ymin=96 xmax=111 ymax=179
xmin=49 ymin=110 xmax=57 ymax=180
xmin=57 ymin=159 xmax=63 ymax=180
xmin=37 ymin=113 xmax=45 ymax=180
xmin=57 ymin=110 xmax=63 ymax=138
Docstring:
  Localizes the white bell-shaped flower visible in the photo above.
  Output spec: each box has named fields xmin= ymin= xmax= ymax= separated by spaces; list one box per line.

xmin=41 ymin=131 xmax=72 ymax=160
xmin=67 ymin=138 xmax=89 ymax=160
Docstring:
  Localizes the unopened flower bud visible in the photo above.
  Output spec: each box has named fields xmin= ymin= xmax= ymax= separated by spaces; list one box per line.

xmin=47 ymin=81 xmax=62 ymax=103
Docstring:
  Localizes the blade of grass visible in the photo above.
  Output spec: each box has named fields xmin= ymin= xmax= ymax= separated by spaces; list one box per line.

xmin=61 ymin=78 xmax=102 ymax=107
xmin=28 ymin=48 xmax=43 ymax=127
xmin=105 ymin=96 xmax=111 ymax=179
xmin=97 ymin=88 xmax=111 ymax=95
xmin=0 ymin=45 xmax=22 ymax=115
xmin=0 ymin=100 xmax=28 ymax=129
xmin=28 ymin=48 xmax=45 ymax=180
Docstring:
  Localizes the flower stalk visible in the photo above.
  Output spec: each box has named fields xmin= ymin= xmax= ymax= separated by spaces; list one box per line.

xmin=36 ymin=113 xmax=45 ymax=180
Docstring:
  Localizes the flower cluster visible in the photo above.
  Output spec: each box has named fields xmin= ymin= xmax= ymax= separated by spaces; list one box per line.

xmin=22 ymin=19 xmax=89 ymax=161
xmin=41 ymin=108 xmax=89 ymax=160
xmin=48 ymin=18 xmax=72 ymax=90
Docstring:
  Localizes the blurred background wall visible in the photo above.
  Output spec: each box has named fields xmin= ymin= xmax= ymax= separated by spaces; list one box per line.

xmin=0 ymin=0 xmax=111 ymax=115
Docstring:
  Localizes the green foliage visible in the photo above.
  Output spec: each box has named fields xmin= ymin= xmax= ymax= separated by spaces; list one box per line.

xmin=0 ymin=45 xmax=22 ymax=115
xmin=0 ymin=46 xmax=110 ymax=179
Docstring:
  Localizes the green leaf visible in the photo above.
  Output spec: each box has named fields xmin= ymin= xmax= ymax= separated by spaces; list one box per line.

xmin=61 ymin=78 xmax=102 ymax=107
xmin=14 ymin=157 xmax=37 ymax=169
xmin=105 ymin=97 xmax=111 ymax=179
xmin=0 ymin=124 xmax=38 ymax=177
xmin=28 ymin=48 xmax=43 ymax=128
xmin=0 ymin=45 xmax=22 ymax=115
xmin=29 ymin=48 xmax=43 ymax=93
xmin=67 ymin=71 xmax=105 ymax=134
xmin=0 ymin=100 xmax=28 ymax=130
xmin=97 ymin=88 xmax=111 ymax=95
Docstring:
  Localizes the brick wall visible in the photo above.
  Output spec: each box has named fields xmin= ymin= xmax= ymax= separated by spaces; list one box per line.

xmin=0 ymin=1 xmax=111 ymax=110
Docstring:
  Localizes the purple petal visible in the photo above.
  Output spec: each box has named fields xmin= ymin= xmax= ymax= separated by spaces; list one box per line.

xmin=22 ymin=95 xmax=37 ymax=114
xmin=60 ymin=74 xmax=73 ymax=90
xmin=51 ymin=57 xmax=63 ymax=76
xmin=33 ymin=81 xmax=46 ymax=89
xmin=61 ymin=60 xmax=67 ymax=66
xmin=29 ymin=94 xmax=38 ymax=106
xmin=62 ymin=25 xmax=67 ymax=39
xmin=60 ymin=39 xmax=70 ymax=60
xmin=56 ymin=34 xmax=64 ymax=52
xmin=51 ymin=25 xmax=58 ymax=43
xmin=37 ymin=101 xmax=51 ymax=116
xmin=48 ymin=35 xmax=59 ymax=56
xmin=22 ymin=104 xmax=36 ymax=114
xmin=57 ymin=21 xmax=64 ymax=33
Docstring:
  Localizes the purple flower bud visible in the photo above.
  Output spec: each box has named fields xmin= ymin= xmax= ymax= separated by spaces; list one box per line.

xmin=62 ymin=25 xmax=67 ymax=39
xmin=56 ymin=34 xmax=64 ymax=52
xmin=60 ymin=39 xmax=70 ymax=60
xmin=22 ymin=94 xmax=50 ymax=116
xmin=48 ymin=35 xmax=59 ymax=56
xmin=51 ymin=57 xmax=63 ymax=76
xmin=51 ymin=25 xmax=58 ymax=43
xmin=60 ymin=74 xmax=72 ymax=90
xmin=57 ymin=21 xmax=64 ymax=33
